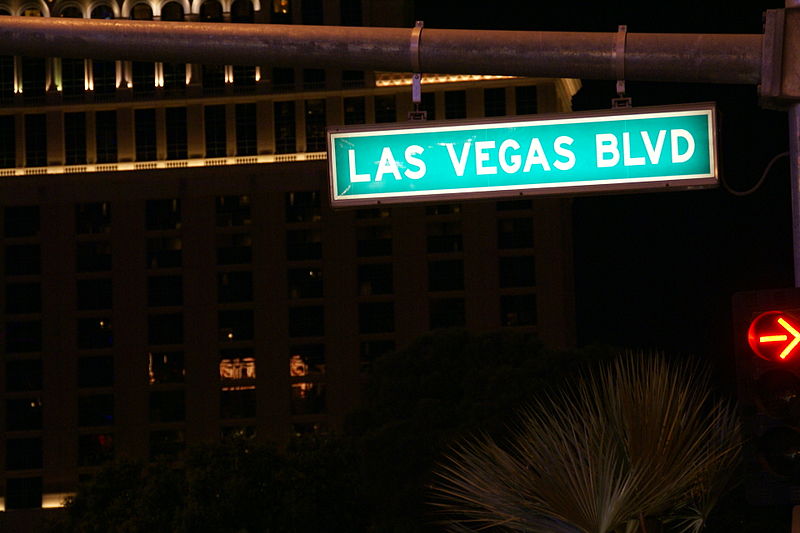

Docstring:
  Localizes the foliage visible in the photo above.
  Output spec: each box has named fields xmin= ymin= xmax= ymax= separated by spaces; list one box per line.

xmin=430 ymin=353 xmax=742 ymax=533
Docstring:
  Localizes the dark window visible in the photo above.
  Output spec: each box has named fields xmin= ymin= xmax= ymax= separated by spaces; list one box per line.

xmin=484 ymin=87 xmax=506 ymax=117
xmin=496 ymin=199 xmax=532 ymax=211
xmin=216 ymin=195 xmax=251 ymax=227
xmin=304 ymin=99 xmax=326 ymax=151
xmin=79 ymin=394 xmax=114 ymax=426
xmin=274 ymin=101 xmax=296 ymax=154
xmin=0 ymin=114 xmax=15 ymax=167
xmin=499 ymin=256 xmax=536 ymax=288
xmin=77 ymin=279 xmax=112 ymax=310
xmin=342 ymin=70 xmax=364 ymax=89
xmin=301 ymin=0 xmax=322 ymax=24
xmin=160 ymin=2 xmax=185 ymax=94
xmin=289 ymin=306 xmax=324 ymax=337
xmin=6 ymin=397 xmax=42 ymax=430
xmin=288 ymin=268 xmax=323 ymax=299
xmin=76 ymin=202 xmax=111 ymax=234
xmin=5 ymin=321 xmax=41 ymax=353
xmin=218 ymin=309 xmax=254 ymax=342
xmin=357 ymin=263 xmax=393 ymax=295
xmin=356 ymin=225 xmax=391 ymax=257
xmin=77 ymin=317 xmax=113 ymax=349
xmin=428 ymin=259 xmax=464 ymax=291
xmin=291 ymin=382 xmax=325 ymax=415
xmin=445 ymin=90 xmax=467 ymax=119
xmin=0 ymin=56 xmax=13 ymax=103
xmin=76 ymin=242 xmax=112 ymax=272
xmin=427 ymin=221 xmax=463 ymax=253
xmin=91 ymin=5 xmax=114 ymax=19
xmin=359 ymin=339 xmax=394 ymax=371
xmin=65 ymin=112 xmax=87 ymax=165
xmin=22 ymin=57 xmax=46 ymax=100
xmin=515 ymin=85 xmax=538 ymax=115
xmin=203 ymin=64 xmax=225 ymax=90
xmin=6 ymin=437 xmax=42 ymax=470
xmin=6 ymin=283 xmax=40 ymax=314
xmin=220 ymin=389 xmax=256 ymax=419
xmin=165 ymin=107 xmax=187 ymax=160
xmin=217 ymin=233 xmax=251 ymax=265
xmin=24 ymin=114 xmax=46 ymax=167
xmin=92 ymin=59 xmax=117 ymax=98
xmin=217 ymin=271 xmax=253 ymax=303
xmin=148 ymin=275 xmax=183 ymax=307
xmin=498 ymin=217 xmax=534 ymax=249
xmin=418 ymin=91 xmax=436 ymax=120
xmin=6 ymin=360 xmax=42 ymax=392
xmin=146 ymin=198 xmax=181 ymax=231
xmin=132 ymin=61 xmax=155 ymax=95
xmin=303 ymin=69 xmax=325 ymax=91
xmin=147 ymin=237 xmax=182 ymax=268
xmin=430 ymin=297 xmax=465 ymax=329
xmin=95 ymin=110 xmax=117 ymax=163
xmin=340 ymin=0 xmax=362 ymax=26
xmin=501 ymin=293 xmax=537 ymax=326
xmin=78 ymin=434 xmax=114 ymax=466
xmin=78 ymin=356 xmax=114 ymax=388
xmin=374 ymin=95 xmax=396 ymax=123
xmin=286 ymin=229 xmax=322 ymax=261
xmin=355 ymin=207 xmax=390 ymax=219
xmin=285 ymin=191 xmax=321 ymax=222
xmin=233 ymin=65 xmax=256 ymax=88
xmin=148 ymin=351 xmax=184 ymax=384
xmin=235 ymin=103 xmax=257 ymax=156
xmin=149 ymin=390 xmax=185 ymax=422
xmin=148 ymin=313 xmax=183 ymax=345
xmin=4 ymin=206 xmax=39 ymax=237
xmin=135 ymin=108 xmax=157 ymax=161
xmin=5 ymin=245 xmax=40 ymax=275
xmin=61 ymin=58 xmax=85 ymax=99
xmin=205 ymin=105 xmax=227 ymax=158
xmin=5 ymin=477 xmax=42 ymax=510
xmin=149 ymin=430 xmax=184 ymax=460
xmin=231 ymin=0 xmax=254 ymax=22
xmin=343 ymin=97 xmax=365 ymax=125
xmin=200 ymin=0 xmax=223 ymax=21
xmin=358 ymin=302 xmax=394 ymax=334
xmin=271 ymin=0 xmax=291 ymax=23
xmin=289 ymin=344 xmax=325 ymax=375
xmin=131 ymin=2 xmax=153 ymax=19
xmin=425 ymin=204 xmax=461 ymax=216
xmin=272 ymin=67 xmax=294 ymax=91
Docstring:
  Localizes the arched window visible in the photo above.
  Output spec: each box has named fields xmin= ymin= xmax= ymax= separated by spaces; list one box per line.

xmin=59 ymin=6 xmax=85 ymax=99
xmin=160 ymin=2 xmax=185 ymax=94
xmin=59 ymin=5 xmax=82 ymax=17
xmin=130 ymin=2 xmax=152 ymax=19
xmin=91 ymin=6 xmax=117 ymax=97
xmin=230 ymin=0 xmax=253 ymax=22
xmin=200 ymin=0 xmax=225 ymax=91
xmin=130 ymin=3 xmax=154 ymax=95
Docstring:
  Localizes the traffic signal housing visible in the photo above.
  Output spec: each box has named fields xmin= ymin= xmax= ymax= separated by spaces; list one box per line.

xmin=733 ymin=288 xmax=800 ymax=505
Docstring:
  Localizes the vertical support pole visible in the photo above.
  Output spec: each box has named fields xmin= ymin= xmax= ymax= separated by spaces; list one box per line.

xmin=791 ymin=103 xmax=800 ymax=287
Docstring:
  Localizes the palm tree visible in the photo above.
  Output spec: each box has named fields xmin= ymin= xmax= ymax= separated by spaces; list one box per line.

xmin=431 ymin=353 xmax=741 ymax=533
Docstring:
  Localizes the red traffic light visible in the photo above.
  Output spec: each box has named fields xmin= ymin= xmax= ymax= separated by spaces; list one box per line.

xmin=748 ymin=311 xmax=800 ymax=362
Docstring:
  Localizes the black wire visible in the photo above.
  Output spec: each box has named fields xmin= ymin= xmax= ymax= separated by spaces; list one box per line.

xmin=722 ymin=151 xmax=789 ymax=197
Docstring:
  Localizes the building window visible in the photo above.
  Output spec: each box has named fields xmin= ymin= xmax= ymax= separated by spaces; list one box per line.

xmin=24 ymin=114 xmax=46 ymax=167
xmin=303 ymin=69 xmax=325 ymax=91
xmin=445 ymin=90 xmax=467 ymax=119
xmin=134 ymin=108 xmax=157 ymax=161
xmin=501 ymin=293 xmax=537 ymax=326
xmin=220 ymin=348 xmax=256 ymax=386
xmin=146 ymin=198 xmax=181 ymax=231
xmin=76 ymin=242 xmax=112 ymax=272
xmin=76 ymin=202 xmax=111 ymax=234
xmin=419 ymin=92 xmax=436 ymax=120
xmin=231 ymin=0 xmax=254 ymax=22
xmin=201 ymin=63 xmax=225 ymax=90
xmin=148 ymin=275 xmax=183 ymax=307
xmin=272 ymin=67 xmax=294 ymax=91
xmin=358 ymin=302 xmax=394 ymax=334
xmin=301 ymin=0 xmax=322 ymax=24
xmin=289 ymin=306 xmax=324 ymax=337
xmin=65 ymin=112 xmax=87 ymax=165
xmin=496 ymin=199 xmax=532 ymax=211
xmin=515 ymin=85 xmax=538 ymax=115
xmin=92 ymin=59 xmax=116 ymax=98
xmin=428 ymin=259 xmax=464 ymax=291
xmin=147 ymin=237 xmax=182 ymax=269
xmin=149 ymin=430 xmax=184 ymax=460
xmin=6 ymin=359 xmax=42 ymax=392
xmin=6 ymin=397 xmax=42 ymax=430
xmin=21 ymin=57 xmax=46 ymax=100
xmin=205 ymin=105 xmax=227 ymax=158
xmin=235 ymin=103 xmax=257 ymax=156
xmin=78 ymin=434 xmax=114 ymax=466
xmin=289 ymin=344 xmax=325 ymax=376
xmin=357 ymin=263 xmax=393 ymax=295
xmin=344 ymin=97 xmax=365 ymax=125
xmin=288 ymin=268 xmax=323 ymax=299
xmin=61 ymin=58 xmax=85 ymax=99
xmin=216 ymin=195 xmax=251 ymax=227
xmin=149 ymin=390 xmax=185 ymax=423
xmin=427 ymin=221 xmax=463 ymax=253
xmin=0 ymin=114 xmax=15 ymax=167
xmin=5 ymin=320 xmax=42 ymax=353
xmin=4 ymin=205 xmax=39 ymax=237
xmin=271 ymin=0 xmax=291 ymax=23
xmin=217 ymin=233 xmax=251 ymax=265
xmin=375 ymin=95 xmax=396 ymax=123
xmin=218 ymin=309 xmax=254 ymax=342
xmin=291 ymin=382 xmax=325 ymax=415
xmin=6 ymin=282 xmax=40 ymax=313
xmin=285 ymin=191 xmax=321 ymax=222
xmin=359 ymin=339 xmax=394 ymax=371
xmin=274 ymin=101 xmax=296 ymax=154
xmin=77 ymin=317 xmax=113 ymax=350
xmin=4 ymin=245 xmax=40 ymax=275
xmin=5 ymin=477 xmax=42 ymax=510
xmin=148 ymin=351 xmax=185 ymax=384
xmin=499 ymin=256 xmax=536 ymax=288
xmin=77 ymin=279 xmax=112 ymax=310
xmin=95 ymin=110 xmax=118 ymax=163
xmin=286 ymin=229 xmax=322 ymax=261
xmin=498 ymin=217 xmax=534 ymax=249
xmin=6 ymin=437 xmax=42 ymax=470
xmin=78 ymin=356 xmax=114 ymax=388
xmin=356 ymin=225 xmax=391 ymax=257
xmin=0 ymin=56 xmax=13 ymax=103
xmin=342 ymin=70 xmax=364 ymax=89
xmin=425 ymin=203 xmax=461 ymax=216
xmin=430 ymin=297 xmax=465 ymax=329
xmin=161 ymin=2 xmax=185 ymax=94
xmin=305 ymin=99 xmax=326 ymax=151
xmin=484 ymin=87 xmax=506 ymax=117
xmin=221 ymin=389 xmax=256 ymax=419
xmin=132 ymin=61 xmax=155 ymax=95
xmin=340 ymin=0 xmax=362 ymax=26
xmin=217 ymin=271 xmax=253 ymax=303
xmin=148 ymin=313 xmax=183 ymax=345
xmin=165 ymin=107 xmax=187 ymax=160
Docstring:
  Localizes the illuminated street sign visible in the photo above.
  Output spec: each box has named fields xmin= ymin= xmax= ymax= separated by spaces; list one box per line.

xmin=327 ymin=103 xmax=717 ymax=206
xmin=748 ymin=310 xmax=800 ymax=362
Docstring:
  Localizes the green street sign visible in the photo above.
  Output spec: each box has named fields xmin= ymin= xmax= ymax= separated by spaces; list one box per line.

xmin=327 ymin=103 xmax=717 ymax=207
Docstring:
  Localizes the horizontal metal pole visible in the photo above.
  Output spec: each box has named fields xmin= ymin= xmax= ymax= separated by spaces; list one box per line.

xmin=0 ymin=16 xmax=763 ymax=84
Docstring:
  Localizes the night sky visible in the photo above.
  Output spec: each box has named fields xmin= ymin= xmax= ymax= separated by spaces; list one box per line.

xmin=414 ymin=1 xmax=792 ymax=381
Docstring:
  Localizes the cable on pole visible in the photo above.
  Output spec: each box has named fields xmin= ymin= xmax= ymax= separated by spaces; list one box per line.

xmin=722 ymin=151 xmax=789 ymax=196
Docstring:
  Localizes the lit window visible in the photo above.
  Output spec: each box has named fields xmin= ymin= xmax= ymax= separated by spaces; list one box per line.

xmin=289 ymin=344 xmax=325 ymax=376
xmin=148 ymin=351 xmax=184 ymax=384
